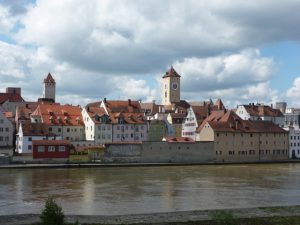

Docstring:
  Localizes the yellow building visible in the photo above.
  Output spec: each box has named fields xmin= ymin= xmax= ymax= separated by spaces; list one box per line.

xmin=147 ymin=119 xmax=168 ymax=141
xmin=197 ymin=110 xmax=289 ymax=162
xmin=161 ymin=67 xmax=181 ymax=105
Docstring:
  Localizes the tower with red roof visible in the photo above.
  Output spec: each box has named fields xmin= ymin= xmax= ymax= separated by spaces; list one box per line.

xmin=43 ymin=73 xmax=56 ymax=102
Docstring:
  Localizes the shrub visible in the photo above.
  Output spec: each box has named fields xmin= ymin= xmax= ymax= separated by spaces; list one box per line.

xmin=40 ymin=196 xmax=65 ymax=225
xmin=211 ymin=210 xmax=235 ymax=225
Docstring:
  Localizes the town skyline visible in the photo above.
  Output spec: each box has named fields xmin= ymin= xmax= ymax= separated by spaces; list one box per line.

xmin=1 ymin=1 xmax=300 ymax=107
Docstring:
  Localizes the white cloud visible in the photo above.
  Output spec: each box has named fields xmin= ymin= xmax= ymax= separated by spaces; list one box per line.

xmin=171 ymin=49 xmax=277 ymax=106
xmin=286 ymin=77 xmax=300 ymax=107
xmin=0 ymin=5 xmax=16 ymax=35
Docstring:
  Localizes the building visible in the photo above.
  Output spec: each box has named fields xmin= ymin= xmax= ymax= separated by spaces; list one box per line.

xmin=43 ymin=73 xmax=56 ymax=102
xmin=167 ymin=113 xmax=185 ymax=137
xmin=15 ymin=121 xmax=60 ymax=154
xmin=0 ymin=107 xmax=14 ymax=148
xmin=161 ymin=67 xmax=181 ymax=105
xmin=30 ymin=104 xmax=85 ymax=141
xmin=182 ymin=99 xmax=226 ymax=140
xmin=147 ymin=119 xmax=168 ymax=141
xmin=83 ymin=99 xmax=148 ymax=143
xmin=276 ymin=102 xmax=287 ymax=114
xmin=197 ymin=110 xmax=289 ymax=162
xmin=0 ymin=87 xmax=25 ymax=117
xmin=32 ymin=140 xmax=71 ymax=159
xmin=286 ymin=127 xmax=300 ymax=159
xmin=236 ymin=103 xmax=284 ymax=127
xmin=284 ymin=108 xmax=300 ymax=129
xmin=81 ymin=106 xmax=113 ymax=145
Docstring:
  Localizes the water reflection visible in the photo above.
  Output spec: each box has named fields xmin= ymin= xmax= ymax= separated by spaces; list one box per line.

xmin=0 ymin=164 xmax=300 ymax=215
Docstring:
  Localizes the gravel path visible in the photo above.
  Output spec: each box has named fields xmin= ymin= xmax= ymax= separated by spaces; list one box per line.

xmin=1 ymin=205 xmax=300 ymax=225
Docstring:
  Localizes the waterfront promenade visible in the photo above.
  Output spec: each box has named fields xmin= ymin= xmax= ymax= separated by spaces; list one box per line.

xmin=1 ymin=205 xmax=300 ymax=225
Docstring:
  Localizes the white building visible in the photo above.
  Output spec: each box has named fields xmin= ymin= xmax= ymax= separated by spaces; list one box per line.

xmin=0 ymin=107 xmax=14 ymax=148
xmin=16 ymin=122 xmax=61 ymax=154
xmin=236 ymin=104 xmax=284 ymax=127
xmin=286 ymin=127 xmax=300 ymax=159
xmin=84 ymin=99 xmax=148 ymax=143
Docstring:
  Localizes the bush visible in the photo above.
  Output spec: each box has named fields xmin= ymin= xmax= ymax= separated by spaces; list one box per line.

xmin=211 ymin=210 xmax=235 ymax=225
xmin=40 ymin=197 xmax=65 ymax=225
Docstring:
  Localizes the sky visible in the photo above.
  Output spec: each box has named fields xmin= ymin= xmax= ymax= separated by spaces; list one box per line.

xmin=1 ymin=0 xmax=300 ymax=108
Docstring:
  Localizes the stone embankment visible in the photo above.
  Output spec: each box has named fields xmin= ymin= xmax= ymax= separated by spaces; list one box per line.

xmin=1 ymin=205 xmax=300 ymax=225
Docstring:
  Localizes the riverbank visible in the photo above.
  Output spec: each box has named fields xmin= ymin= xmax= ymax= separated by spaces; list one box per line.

xmin=1 ymin=205 xmax=300 ymax=225
xmin=1 ymin=159 xmax=300 ymax=169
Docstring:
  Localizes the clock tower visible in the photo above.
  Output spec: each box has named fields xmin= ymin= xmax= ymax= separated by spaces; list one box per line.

xmin=162 ymin=67 xmax=181 ymax=105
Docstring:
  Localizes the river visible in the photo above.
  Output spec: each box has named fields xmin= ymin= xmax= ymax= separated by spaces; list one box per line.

xmin=0 ymin=163 xmax=300 ymax=215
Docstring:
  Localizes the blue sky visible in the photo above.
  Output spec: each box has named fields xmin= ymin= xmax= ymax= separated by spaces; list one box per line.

xmin=1 ymin=0 xmax=300 ymax=108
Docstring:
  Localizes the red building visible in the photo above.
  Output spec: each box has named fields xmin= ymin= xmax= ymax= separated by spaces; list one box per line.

xmin=32 ymin=140 xmax=71 ymax=159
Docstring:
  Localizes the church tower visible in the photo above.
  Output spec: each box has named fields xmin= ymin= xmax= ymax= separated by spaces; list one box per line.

xmin=43 ymin=73 xmax=56 ymax=102
xmin=162 ymin=67 xmax=181 ymax=105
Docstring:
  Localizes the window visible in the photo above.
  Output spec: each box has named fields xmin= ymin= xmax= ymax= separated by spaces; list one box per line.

xmin=117 ymin=134 xmax=120 ymax=138
xmin=28 ymin=145 xmax=32 ymax=150
xmin=117 ymin=126 xmax=120 ymax=130
xmin=67 ymin=128 xmax=70 ymax=132
xmin=37 ymin=146 xmax=45 ymax=152
xmin=28 ymin=137 xmax=32 ymax=141
xmin=48 ymin=146 xmax=55 ymax=152
xmin=0 ymin=137 xmax=3 ymax=141
xmin=5 ymin=128 xmax=9 ymax=132
xmin=0 ymin=128 xmax=3 ymax=132
xmin=59 ymin=146 xmax=65 ymax=152
xmin=58 ymin=128 xmax=61 ymax=132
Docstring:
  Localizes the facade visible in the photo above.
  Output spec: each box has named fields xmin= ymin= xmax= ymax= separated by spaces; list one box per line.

xmin=167 ymin=113 xmax=185 ymax=137
xmin=0 ymin=88 xmax=25 ymax=117
xmin=43 ymin=73 xmax=56 ymax=102
xmin=82 ymin=106 xmax=113 ymax=145
xmin=83 ymin=99 xmax=148 ymax=143
xmin=286 ymin=127 xmax=300 ymax=159
xmin=30 ymin=104 xmax=85 ymax=141
xmin=147 ymin=119 xmax=168 ymax=141
xmin=16 ymin=121 xmax=60 ymax=154
xmin=161 ymin=67 xmax=181 ymax=105
xmin=197 ymin=110 xmax=289 ymax=162
xmin=32 ymin=140 xmax=70 ymax=159
xmin=0 ymin=107 xmax=14 ymax=148
xmin=236 ymin=104 xmax=284 ymax=127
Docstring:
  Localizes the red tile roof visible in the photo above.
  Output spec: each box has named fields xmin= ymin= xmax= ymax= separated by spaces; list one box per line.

xmin=0 ymin=93 xmax=24 ymax=104
xmin=44 ymin=73 xmax=56 ymax=83
xmin=104 ymin=100 xmax=142 ymax=113
xmin=32 ymin=140 xmax=70 ymax=146
xmin=162 ymin=67 xmax=181 ymax=78
xmin=199 ymin=110 xmax=287 ymax=133
xmin=243 ymin=104 xmax=284 ymax=117
xmin=31 ymin=104 xmax=84 ymax=126
xmin=20 ymin=121 xmax=54 ymax=136
xmin=164 ymin=136 xmax=195 ymax=143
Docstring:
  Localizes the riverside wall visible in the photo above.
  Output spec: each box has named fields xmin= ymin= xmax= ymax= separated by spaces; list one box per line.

xmin=104 ymin=141 xmax=215 ymax=163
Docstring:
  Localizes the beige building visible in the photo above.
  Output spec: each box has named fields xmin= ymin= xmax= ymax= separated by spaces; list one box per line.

xmin=161 ymin=67 xmax=181 ymax=105
xmin=197 ymin=110 xmax=289 ymax=162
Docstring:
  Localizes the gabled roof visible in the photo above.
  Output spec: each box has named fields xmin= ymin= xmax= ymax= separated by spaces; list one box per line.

xmin=20 ymin=121 xmax=53 ymax=136
xmin=31 ymin=104 xmax=84 ymax=126
xmin=85 ymin=106 xmax=107 ymax=124
xmin=44 ymin=73 xmax=56 ymax=84
xmin=0 ymin=93 xmax=24 ymax=104
xmin=162 ymin=67 xmax=181 ymax=78
xmin=242 ymin=104 xmax=284 ymax=117
xmin=103 ymin=100 xmax=142 ymax=113
xmin=199 ymin=110 xmax=286 ymax=133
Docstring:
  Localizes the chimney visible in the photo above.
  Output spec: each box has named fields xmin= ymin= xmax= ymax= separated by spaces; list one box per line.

xmin=235 ymin=119 xmax=239 ymax=130
xmin=128 ymin=99 xmax=131 ymax=106
xmin=104 ymin=98 xmax=107 ymax=103
xmin=271 ymin=104 xmax=273 ymax=109
xmin=152 ymin=100 xmax=156 ymax=104
xmin=26 ymin=104 xmax=28 ymax=108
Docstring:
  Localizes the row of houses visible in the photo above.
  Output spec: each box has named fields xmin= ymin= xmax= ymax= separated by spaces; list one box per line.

xmin=0 ymin=69 xmax=298 ymax=163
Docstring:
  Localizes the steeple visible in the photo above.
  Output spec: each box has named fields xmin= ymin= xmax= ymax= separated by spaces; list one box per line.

xmin=44 ymin=73 xmax=56 ymax=84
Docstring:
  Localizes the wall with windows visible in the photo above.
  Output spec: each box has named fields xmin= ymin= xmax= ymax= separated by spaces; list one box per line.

xmin=0 ymin=110 xmax=14 ymax=147
xmin=112 ymin=124 xmax=147 ymax=142
xmin=287 ymin=127 xmax=300 ymax=159
xmin=182 ymin=107 xmax=198 ymax=140
xmin=32 ymin=144 xmax=70 ymax=159
xmin=48 ymin=125 xmax=84 ymax=141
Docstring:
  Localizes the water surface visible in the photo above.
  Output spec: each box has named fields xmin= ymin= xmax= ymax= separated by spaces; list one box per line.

xmin=0 ymin=163 xmax=299 ymax=215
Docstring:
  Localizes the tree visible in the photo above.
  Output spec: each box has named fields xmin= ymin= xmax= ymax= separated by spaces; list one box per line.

xmin=40 ymin=196 xmax=65 ymax=225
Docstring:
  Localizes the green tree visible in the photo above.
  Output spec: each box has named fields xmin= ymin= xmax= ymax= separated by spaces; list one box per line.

xmin=40 ymin=196 xmax=65 ymax=225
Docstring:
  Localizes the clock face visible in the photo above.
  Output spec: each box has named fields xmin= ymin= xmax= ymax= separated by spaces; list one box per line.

xmin=172 ymin=82 xmax=178 ymax=90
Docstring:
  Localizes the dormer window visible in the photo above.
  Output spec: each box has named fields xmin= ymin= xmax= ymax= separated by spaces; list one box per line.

xmin=118 ymin=117 xmax=124 ymax=124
